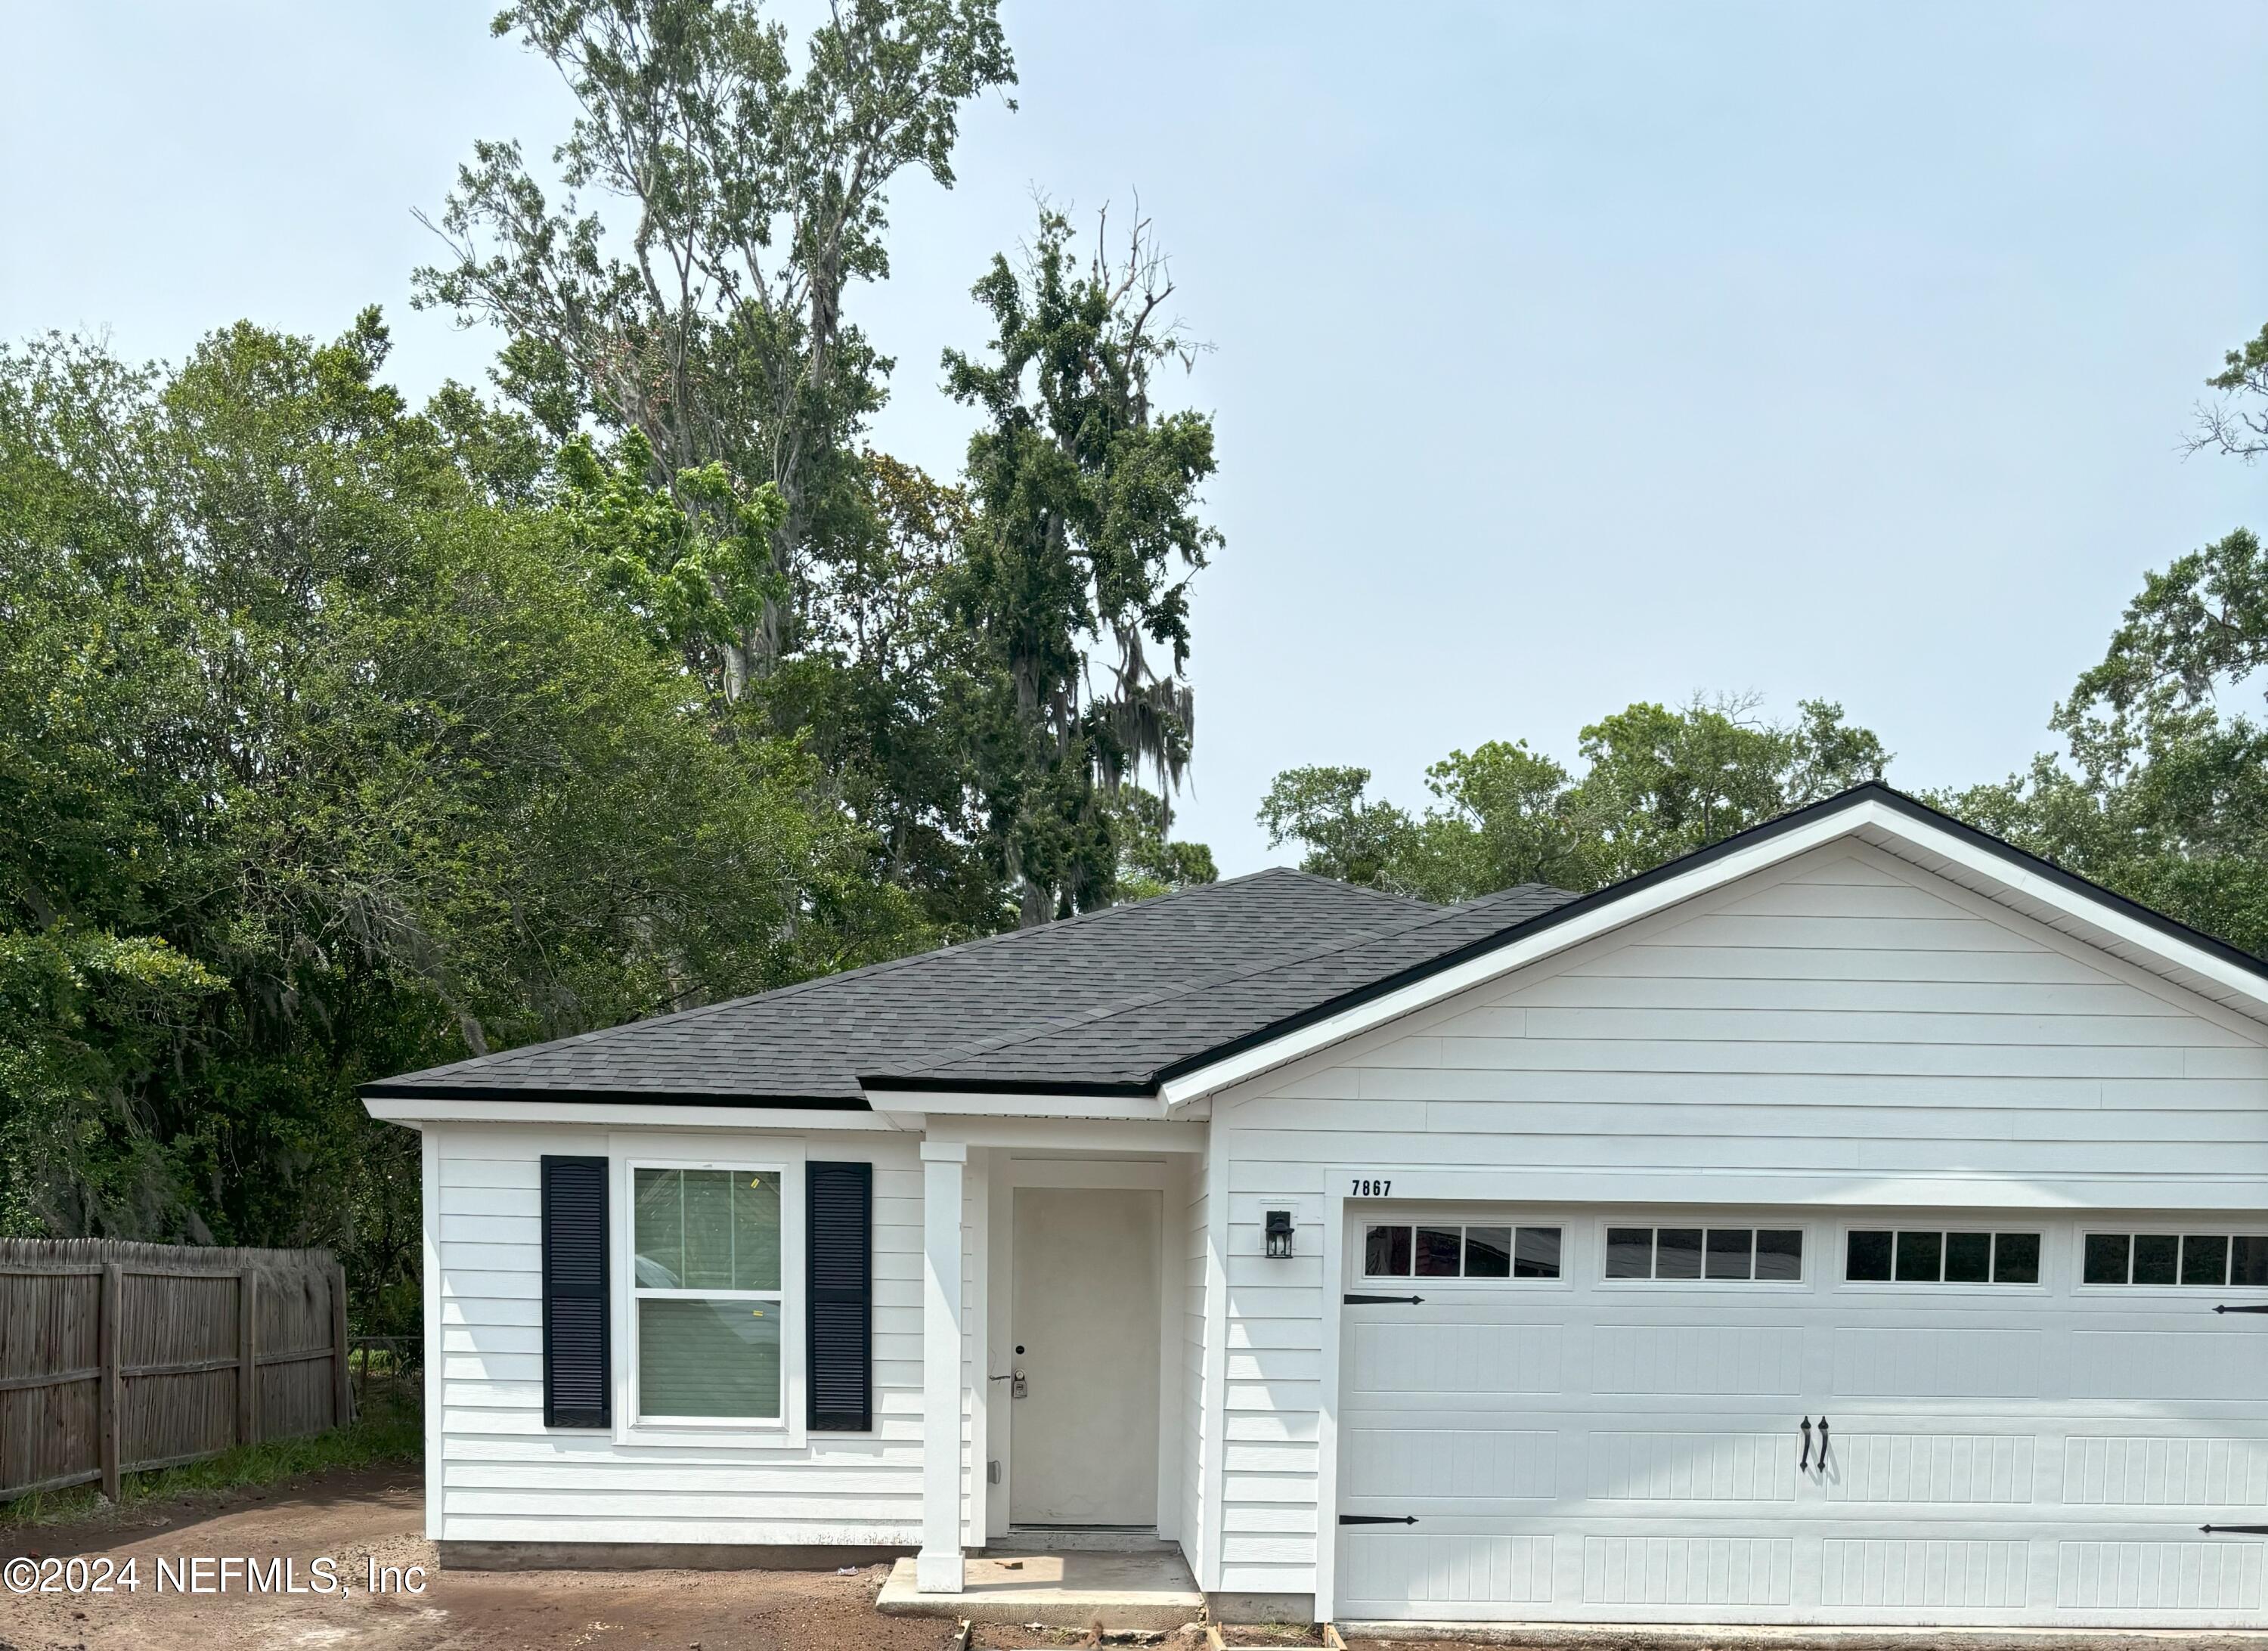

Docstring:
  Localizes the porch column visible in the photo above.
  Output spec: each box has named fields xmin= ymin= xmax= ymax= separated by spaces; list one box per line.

xmin=917 ymin=1140 xmax=967 ymax=1593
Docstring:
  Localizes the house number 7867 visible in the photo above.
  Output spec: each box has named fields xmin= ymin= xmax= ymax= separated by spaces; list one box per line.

xmin=1350 ymin=1177 xmax=1392 ymax=1197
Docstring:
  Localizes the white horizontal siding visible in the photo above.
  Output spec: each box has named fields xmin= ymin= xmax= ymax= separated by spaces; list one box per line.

xmin=429 ymin=1123 xmax=926 ymax=1547
xmin=1211 ymin=841 xmax=2268 ymax=1599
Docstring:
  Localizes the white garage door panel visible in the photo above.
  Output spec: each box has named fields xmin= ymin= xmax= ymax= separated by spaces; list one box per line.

xmin=1823 ymin=1432 xmax=2034 ymax=1503
xmin=1337 ymin=1207 xmax=2268 ymax=1628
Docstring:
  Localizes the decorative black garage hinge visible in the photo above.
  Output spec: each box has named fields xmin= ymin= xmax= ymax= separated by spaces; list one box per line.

xmin=1339 ymin=1514 xmax=1418 ymax=1526
xmin=1343 ymin=1293 xmax=1424 ymax=1305
xmin=2212 ymin=1304 xmax=2268 ymax=1315
xmin=2201 ymin=1525 xmax=2268 ymax=1535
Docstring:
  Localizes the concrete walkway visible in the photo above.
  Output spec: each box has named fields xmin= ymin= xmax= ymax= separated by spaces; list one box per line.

xmin=874 ymin=1549 xmax=1204 ymax=1630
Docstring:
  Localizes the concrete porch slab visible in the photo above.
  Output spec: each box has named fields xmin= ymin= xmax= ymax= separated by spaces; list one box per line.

xmin=875 ymin=1549 xmax=1204 ymax=1629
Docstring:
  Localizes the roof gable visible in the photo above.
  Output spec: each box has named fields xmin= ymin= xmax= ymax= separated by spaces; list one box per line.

xmin=1152 ymin=785 xmax=2268 ymax=1107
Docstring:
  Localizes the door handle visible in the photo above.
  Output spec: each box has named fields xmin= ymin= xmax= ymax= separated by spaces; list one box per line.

xmin=1816 ymin=1416 xmax=1830 ymax=1468
xmin=1799 ymin=1416 xmax=1811 ymax=1473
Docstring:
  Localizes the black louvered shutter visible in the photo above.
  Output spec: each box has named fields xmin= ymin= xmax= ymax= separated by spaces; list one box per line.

xmin=541 ymin=1154 xmax=610 ymax=1428
xmin=807 ymin=1160 xmax=873 ymax=1431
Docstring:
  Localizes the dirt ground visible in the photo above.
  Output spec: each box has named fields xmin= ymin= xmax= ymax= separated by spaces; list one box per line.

xmin=0 ymin=1467 xmax=1437 ymax=1651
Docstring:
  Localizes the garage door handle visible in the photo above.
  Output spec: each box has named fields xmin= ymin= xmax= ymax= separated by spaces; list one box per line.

xmin=1339 ymin=1514 xmax=1418 ymax=1526
xmin=1343 ymin=1293 xmax=1424 ymax=1306
xmin=1799 ymin=1417 xmax=1811 ymax=1473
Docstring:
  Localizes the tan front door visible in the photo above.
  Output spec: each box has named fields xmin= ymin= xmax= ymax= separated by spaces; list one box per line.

xmin=1009 ymin=1186 xmax=1161 ymax=1526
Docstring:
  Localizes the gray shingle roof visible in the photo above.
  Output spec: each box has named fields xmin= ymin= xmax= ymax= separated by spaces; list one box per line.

xmin=361 ymin=868 xmax=1501 ymax=1105
xmin=863 ymin=882 xmax=1578 ymax=1092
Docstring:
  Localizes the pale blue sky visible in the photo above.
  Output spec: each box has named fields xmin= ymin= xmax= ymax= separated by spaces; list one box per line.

xmin=5 ymin=3 xmax=2263 ymax=873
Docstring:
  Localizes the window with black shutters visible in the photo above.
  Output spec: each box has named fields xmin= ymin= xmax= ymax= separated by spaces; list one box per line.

xmin=806 ymin=1160 xmax=873 ymax=1432
xmin=541 ymin=1155 xmax=611 ymax=1429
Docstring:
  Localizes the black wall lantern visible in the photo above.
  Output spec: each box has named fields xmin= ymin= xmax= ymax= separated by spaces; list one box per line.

xmin=1265 ymin=1209 xmax=1295 ymax=1259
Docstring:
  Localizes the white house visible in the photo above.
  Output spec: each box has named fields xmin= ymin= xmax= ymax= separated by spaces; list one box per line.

xmin=363 ymin=784 xmax=2268 ymax=1631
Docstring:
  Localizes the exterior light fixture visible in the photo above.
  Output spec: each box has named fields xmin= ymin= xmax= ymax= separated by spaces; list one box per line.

xmin=1265 ymin=1210 xmax=1294 ymax=1259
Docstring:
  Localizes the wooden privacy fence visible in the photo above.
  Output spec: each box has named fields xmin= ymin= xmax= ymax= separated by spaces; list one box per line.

xmin=0 ymin=1239 xmax=352 ymax=1503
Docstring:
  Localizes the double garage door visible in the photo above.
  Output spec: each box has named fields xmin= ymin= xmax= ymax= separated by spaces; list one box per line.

xmin=1337 ymin=1206 xmax=2268 ymax=1628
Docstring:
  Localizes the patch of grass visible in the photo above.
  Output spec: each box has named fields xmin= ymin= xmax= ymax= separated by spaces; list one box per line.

xmin=1 ymin=1392 xmax=422 ymax=1530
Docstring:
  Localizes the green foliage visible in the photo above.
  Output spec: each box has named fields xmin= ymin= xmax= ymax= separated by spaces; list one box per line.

xmin=946 ymin=206 xmax=1220 ymax=924
xmin=0 ymin=314 xmax=921 ymax=1330
xmin=1259 ymin=698 xmax=1891 ymax=902
xmin=1104 ymin=786 xmax=1219 ymax=903
xmin=418 ymin=0 xmax=1016 ymax=692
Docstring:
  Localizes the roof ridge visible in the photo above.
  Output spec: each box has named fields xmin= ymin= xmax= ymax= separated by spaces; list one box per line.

xmin=377 ymin=866 xmax=1352 ymax=1085
xmin=864 ymin=881 xmax=1569 ymax=1083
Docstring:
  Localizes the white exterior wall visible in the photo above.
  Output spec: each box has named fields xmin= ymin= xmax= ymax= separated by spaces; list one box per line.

xmin=427 ymin=1122 xmax=955 ymax=1547
xmin=1204 ymin=840 xmax=2268 ymax=1601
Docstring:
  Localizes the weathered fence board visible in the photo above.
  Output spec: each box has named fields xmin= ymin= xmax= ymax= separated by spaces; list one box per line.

xmin=0 ymin=1240 xmax=352 ymax=1501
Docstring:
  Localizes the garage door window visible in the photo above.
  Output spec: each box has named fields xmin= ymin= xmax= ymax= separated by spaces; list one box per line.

xmin=1603 ymin=1225 xmax=1802 ymax=1281
xmin=2083 ymin=1231 xmax=2268 ymax=1287
xmin=1365 ymin=1223 xmax=1560 ymax=1279
xmin=1845 ymin=1228 xmax=2040 ymax=1284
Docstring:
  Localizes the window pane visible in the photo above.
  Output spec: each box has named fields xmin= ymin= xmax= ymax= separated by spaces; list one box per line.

xmin=638 ymin=1296 xmax=781 ymax=1419
xmin=734 ymin=1172 xmax=782 ymax=1290
xmin=2083 ymin=1233 xmax=2130 ymax=1285
xmin=1944 ymin=1231 xmax=1992 ymax=1284
xmin=2234 ymin=1235 xmax=2268 ymax=1287
xmin=1846 ymin=1230 xmax=1893 ymax=1282
xmin=1993 ymin=1232 xmax=2041 ymax=1284
xmin=1656 ymin=1228 xmax=1703 ymax=1280
xmin=1895 ymin=1230 xmax=1943 ymax=1282
xmin=1514 ymin=1227 xmax=1562 ymax=1279
xmin=2133 ymin=1234 xmax=2179 ymax=1285
xmin=1414 ymin=1226 xmax=1463 ymax=1278
xmin=680 ymin=1169 xmax=736 ymax=1289
xmin=1705 ymin=1228 xmax=1753 ymax=1280
xmin=1464 ymin=1226 xmax=1512 ymax=1278
xmin=1754 ymin=1229 xmax=1802 ymax=1281
xmin=634 ymin=1168 xmax=684 ymax=1288
xmin=1365 ymin=1225 xmax=1411 ymax=1277
xmin=2183 ymin=1234 xmax=2230 ymax=1287
xmin=1605 ymin=1228 xmax=1653 ymax=1279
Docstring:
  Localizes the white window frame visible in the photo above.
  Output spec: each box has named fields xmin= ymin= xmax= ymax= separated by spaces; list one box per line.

xmin=1831 ymin=1221 xmax=2049 ymax=1293
xmin=2071 ymin=1224 xmax=2268 ymax=1296
xmin=612 ymin=1138 xmax=808 ymax=1448
xmin=1354 ymin=1214 xmax=1572 ymax=1289
xmin=1591 ymin=1216 xmax=1811 ymax=1290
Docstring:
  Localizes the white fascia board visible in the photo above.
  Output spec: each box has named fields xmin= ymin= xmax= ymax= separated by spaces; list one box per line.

xmin=920 ymin=1115 xmax=1209 ymax=1154
xmin=1864 ymin=818 xmax=2268 ymax=1014
xmin=858 ymin=1086 xmax=1172 ymax=1121
xmin=361 ymin=1095 xmax=894 ymax=1132
xmin=1160 ymin=796 xmax=2268 ymax=1108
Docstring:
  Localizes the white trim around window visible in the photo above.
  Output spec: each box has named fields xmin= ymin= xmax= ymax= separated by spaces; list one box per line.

xmin=1591 ymin=1215 xmax=1811 ymax=1290
xmin=609 ymin=1135 xmax=808 ymax=1448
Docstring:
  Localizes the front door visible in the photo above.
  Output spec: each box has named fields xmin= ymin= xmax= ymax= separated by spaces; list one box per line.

xmin=1009 ymin=1185 xmax=1161 ymax=1526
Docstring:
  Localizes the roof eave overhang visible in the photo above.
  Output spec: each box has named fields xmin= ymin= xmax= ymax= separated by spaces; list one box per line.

xmin=1154 ymin=789 xmax=2268 ymax=1110
xmin=361 ymin=1092 xmax=885 ymax=1130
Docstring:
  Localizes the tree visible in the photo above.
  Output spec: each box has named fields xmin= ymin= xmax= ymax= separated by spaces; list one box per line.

xmin=1258 ymin=698 xmax=1891 ymax=902
xmin=415 ymin=0 xmax=1015 ymax=698
xmin=1256 ymin=767 xmax=1418 ymax=891
xmin=947 ymin=206 xmax=1220 ymax=925
xmin=1105 ymin=785 xmax=1218 ymax=903
xmin=1939 ymin=320 xmax=2268 ymax=954
xmin=0 ymin=314 xmax=918 ymax=1328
